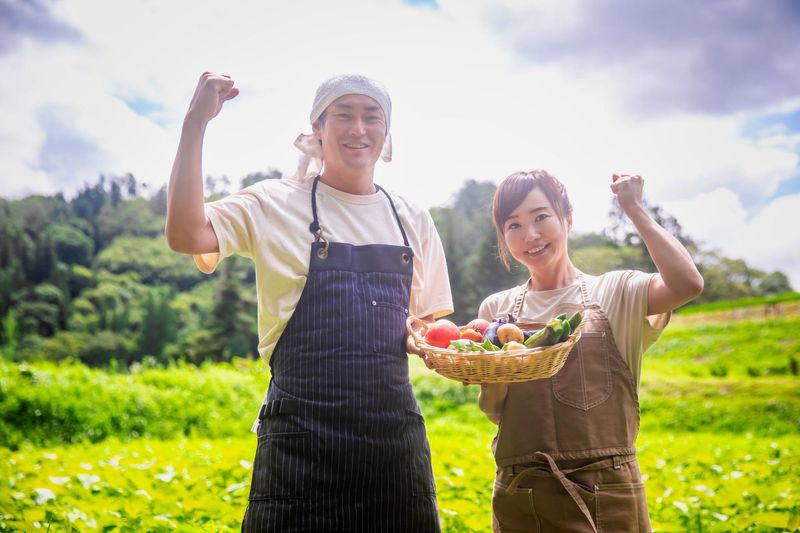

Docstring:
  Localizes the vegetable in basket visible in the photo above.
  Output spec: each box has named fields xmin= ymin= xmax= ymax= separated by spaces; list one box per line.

xmin=423 ymin=319 xmax=461 ymax=348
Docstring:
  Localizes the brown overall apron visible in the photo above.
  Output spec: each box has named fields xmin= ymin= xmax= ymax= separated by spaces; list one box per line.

xmin=491 ymin=274 xmax=652 ymax=533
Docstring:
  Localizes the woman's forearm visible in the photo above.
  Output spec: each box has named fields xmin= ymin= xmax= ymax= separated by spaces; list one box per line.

xmin=628 ymin=205 xmax=704 ymax=309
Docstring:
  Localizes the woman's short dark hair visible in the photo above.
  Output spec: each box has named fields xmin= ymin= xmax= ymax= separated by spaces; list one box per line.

xmin=492 ymin=169 xmax=573 ymax=270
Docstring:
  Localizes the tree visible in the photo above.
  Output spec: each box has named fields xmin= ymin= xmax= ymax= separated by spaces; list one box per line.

xmin=93 ymin=236 xmax=203 ymax=290
xmin=241 ymin=169 xmax=282 ymax=189
xmin=47 ymin=224 xmax=94 ymax=266
xmin=12 ymin=283 xmax=66 ymax=337
xmin=137 ymin=286 xmax=178 ymax=359
xmin=604 ymin=198 xmax=697 ymax=272
xmin=213 ymin=258 xmax=258 ymax=359
xmin=431 ymin=180 xmax=525 ymax=323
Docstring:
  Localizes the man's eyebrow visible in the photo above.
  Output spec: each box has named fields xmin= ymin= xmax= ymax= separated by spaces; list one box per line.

xmin=331 ymin=103 xmax=382 ymax=113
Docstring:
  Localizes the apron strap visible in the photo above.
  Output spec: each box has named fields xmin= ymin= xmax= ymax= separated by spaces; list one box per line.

xmin=375 ymin=184 xmax=410 ymax=247
xmin=511 ymin=282 xmax=527 ymax=322
xmin=308 ymin=176 xmax=410 ymax=248
xmin=309 ymin=175 xmax=323 ymax=238
xmin=577 ymin=271 xmax=591 ymax=309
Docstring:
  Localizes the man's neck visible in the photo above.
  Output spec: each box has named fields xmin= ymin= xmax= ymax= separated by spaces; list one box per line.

xmin=319 ymin=168 xmax=376 ymax=195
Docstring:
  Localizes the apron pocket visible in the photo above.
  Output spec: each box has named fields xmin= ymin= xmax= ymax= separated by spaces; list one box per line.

xmin=370 ymin=300 xmax=409 ymax=353
xmin=552 ymin=331 xmax=613 ymax=410
xmin=249 ymin=431 xmax=312 ymax=501
xmin=595 ymin=482 xmax=650 ymax=532
xmin=492 ymin=481 xmax=540 ymax=532
xmin=404 ymin=408 xmax=437 ymax=496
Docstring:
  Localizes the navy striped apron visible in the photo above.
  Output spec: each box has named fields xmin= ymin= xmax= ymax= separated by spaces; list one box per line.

xmin=242 ymin=177 xmax=440 ymax=533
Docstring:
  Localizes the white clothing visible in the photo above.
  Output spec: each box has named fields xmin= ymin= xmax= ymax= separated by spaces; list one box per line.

xmin=478 ymin=271 xmax=670 ymax=388
xmin=194 ymin=178 xmax=454 ymax=363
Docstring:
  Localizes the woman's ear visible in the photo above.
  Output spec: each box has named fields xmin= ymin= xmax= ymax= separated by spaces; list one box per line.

xmin=566 ymin=215 xmax=573 ymax=232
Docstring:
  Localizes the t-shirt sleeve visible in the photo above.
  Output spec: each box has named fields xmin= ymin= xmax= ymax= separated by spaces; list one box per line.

xmin=478 ymin=296 xmax=498 ymax=322
xmin=410 ymin=210 xmax=454 ymax=319
xmin=192 ymin=190 xmax=261 ymax=274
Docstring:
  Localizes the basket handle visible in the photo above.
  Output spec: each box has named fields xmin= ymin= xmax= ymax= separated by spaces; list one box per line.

xmin=406 ymin=315 xmax=429 ymax=346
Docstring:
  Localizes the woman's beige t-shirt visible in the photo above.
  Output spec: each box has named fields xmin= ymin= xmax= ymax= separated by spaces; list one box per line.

xmin=193 ymin=178 xmax=454 ymax=364
xmin=478 ymin=271 xmax=670 ymax=388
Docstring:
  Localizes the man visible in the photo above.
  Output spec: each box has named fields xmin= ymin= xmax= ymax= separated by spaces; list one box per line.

xmin=165 ymin=72 xmax=453 ymax=532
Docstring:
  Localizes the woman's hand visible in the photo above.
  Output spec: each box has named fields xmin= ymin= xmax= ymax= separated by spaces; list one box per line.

xmin=610 ymin=173 xmax=645 ymax=217
xmin=184 ymin=72 xmax=239 ymax=128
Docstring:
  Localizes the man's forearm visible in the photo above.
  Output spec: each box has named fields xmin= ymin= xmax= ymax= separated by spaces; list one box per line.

xmin=165 ymin=121 xmax=209 ymax=252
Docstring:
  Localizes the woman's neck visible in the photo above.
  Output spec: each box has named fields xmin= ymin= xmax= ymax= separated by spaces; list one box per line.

xmin=527 ymin=261 xmax=578 ymax=291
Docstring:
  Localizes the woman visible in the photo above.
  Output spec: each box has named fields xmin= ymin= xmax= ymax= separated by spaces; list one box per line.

xmin=478 ymin=170 xmax=703 ymax=532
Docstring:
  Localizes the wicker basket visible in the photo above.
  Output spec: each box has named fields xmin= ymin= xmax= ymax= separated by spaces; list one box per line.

xmin=406 ymin=316 xmax=582 ymax=384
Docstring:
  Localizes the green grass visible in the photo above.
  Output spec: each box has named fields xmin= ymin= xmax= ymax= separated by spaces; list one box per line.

xmin=639 ymin=377 xmax=800 ymax=436
xmin=0 ymin=359 xmax=265 ymax=449
xmin=644 ymin=316 xmax=800 ymax=378
xmin=1 ymin=313 xmax=799 ymax=531
xmin=2 ymin=425 xmax=797 ymax=531
xmin=678 ymin=292 xmax=800 ymax=315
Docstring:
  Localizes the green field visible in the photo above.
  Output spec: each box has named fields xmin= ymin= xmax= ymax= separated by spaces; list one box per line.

xmin=2 ymin=314 xmax=799 ymax=531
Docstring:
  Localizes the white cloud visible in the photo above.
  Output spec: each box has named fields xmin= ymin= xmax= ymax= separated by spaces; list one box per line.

xmin=0 ymin=0 xmax=798 ymax=286
xmin=487 ymin=0 xmax=800 ymax=115
xmin=665 ymin=189 xmax=800 ymax=289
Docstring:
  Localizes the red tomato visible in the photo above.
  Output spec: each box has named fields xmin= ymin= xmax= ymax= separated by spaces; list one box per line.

xmin=424 ymin=320 xmax=461 ymax=348
xmin=459 ymin=328 xmax=483 ymax=342
xmin=465 ymin=318 xmax=490 ymax=336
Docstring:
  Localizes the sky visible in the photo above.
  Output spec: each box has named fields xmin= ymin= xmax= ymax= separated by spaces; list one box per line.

xmin=1 ymin=0 xmax=799 ymax=288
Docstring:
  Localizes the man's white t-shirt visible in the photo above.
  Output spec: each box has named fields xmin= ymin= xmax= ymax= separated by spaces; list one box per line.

xmin=194 ymin=178 xmax=454 ymax=363
xmin=478 ymin=271 xmax=670 ymax=388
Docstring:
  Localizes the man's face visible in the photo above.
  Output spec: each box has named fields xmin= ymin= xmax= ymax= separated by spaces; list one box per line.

xmin=313 ymin=94 xmax=386 ymax=173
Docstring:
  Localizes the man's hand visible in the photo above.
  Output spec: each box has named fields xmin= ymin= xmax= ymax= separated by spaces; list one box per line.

xmin=407 ymin=314 xmax=435 ymax=369
xmin=406 ymin=334 xmax=434 ymax=369
xmin=185 ymin=72 xmax=239 ymax=128
xmin=610 ymin=173 xmax=645 ymax=218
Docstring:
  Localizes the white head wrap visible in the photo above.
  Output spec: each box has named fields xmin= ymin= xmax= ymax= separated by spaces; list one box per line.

xmin=291 ymin=74 xmax=392 ymax=182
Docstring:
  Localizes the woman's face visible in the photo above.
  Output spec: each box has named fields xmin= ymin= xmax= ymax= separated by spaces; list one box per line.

xmin=503 ymin=187 xmax=571 ymax=273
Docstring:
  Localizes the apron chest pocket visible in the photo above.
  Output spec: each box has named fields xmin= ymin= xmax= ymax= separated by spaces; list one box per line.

xmin=370 ymin=300 xmax=409 ymax=353
xmin=249 ymin=431 xmax=312 ymax=500
xmin=552 ymin=331 xmax=613 ymax=410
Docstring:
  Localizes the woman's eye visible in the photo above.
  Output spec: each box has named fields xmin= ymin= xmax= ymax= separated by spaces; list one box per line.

xmin=535 ymin=214 xmax=550 ymax=222
xmin=506 ymin=222 xmax=520 ymax=231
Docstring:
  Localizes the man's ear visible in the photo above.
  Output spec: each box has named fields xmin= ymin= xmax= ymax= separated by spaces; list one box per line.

xmin=312 ymin=120 xmax=322 ymax=141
